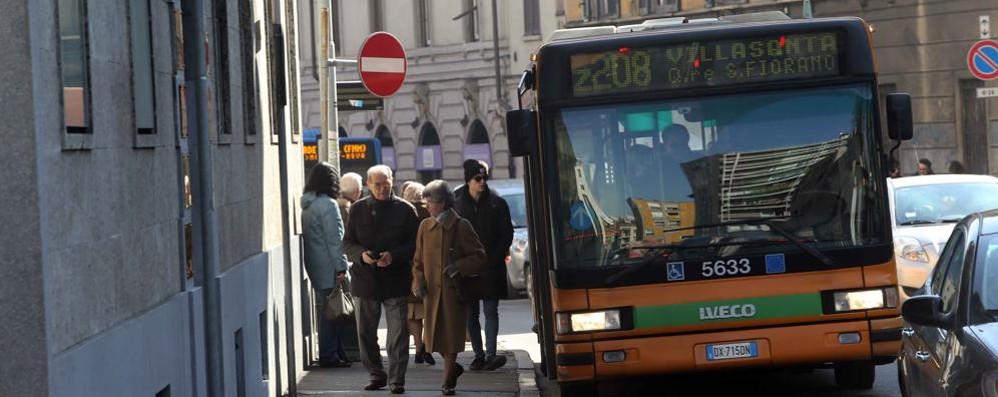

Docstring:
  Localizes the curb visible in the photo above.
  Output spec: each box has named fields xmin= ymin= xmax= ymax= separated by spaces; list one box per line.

xmin=513 ymin=350 xmax=540 ymax=397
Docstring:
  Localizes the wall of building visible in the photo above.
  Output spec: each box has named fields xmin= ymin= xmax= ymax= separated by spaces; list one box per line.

xmin=1 ymin=0 xmax=48 ymax=395
xmin=10 ymin=0 xmax=309 ymax=395
xmin=298 ymin=0 xmax=558 ymax=184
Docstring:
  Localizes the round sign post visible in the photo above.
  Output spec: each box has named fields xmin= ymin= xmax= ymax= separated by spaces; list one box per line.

xmin=968 ymin=39 xmax=998 ymax=80
xmin=358 ymin=32 xmax=408 ymax=97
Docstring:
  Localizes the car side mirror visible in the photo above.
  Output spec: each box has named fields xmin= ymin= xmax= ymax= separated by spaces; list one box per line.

xmin=886 ymin=93 xmax=913 ymax=141
xmin=506 ymin=109 xmax=537 ymax=157
xmin=901 ymin=295 xmax=951 ymax=329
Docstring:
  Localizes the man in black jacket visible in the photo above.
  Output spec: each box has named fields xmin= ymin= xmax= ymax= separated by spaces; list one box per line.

xmin=455 ymin=160 xmax=514 ymax=371
xmin=344 ymin=165 xmax=420 ymax=394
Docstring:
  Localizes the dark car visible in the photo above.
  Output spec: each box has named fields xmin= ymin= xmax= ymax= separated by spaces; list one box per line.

xmin=898 ymin=209 xmax=998 ymax=397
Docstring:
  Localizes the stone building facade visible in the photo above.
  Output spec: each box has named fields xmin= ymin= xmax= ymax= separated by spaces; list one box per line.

xmin=561 ymin=0 xmax=998 ymax=176
xmin=2 ymin=0 xmax=311 ymax=395
xmin=298 ymin=0 xmax=560 ymax=184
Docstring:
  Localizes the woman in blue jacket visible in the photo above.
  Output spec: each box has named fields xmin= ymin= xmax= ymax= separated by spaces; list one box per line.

xmin=301 ymin=162 xmax=351 ymax=367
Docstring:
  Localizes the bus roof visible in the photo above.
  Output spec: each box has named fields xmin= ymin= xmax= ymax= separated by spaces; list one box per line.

xmin=547 ymin=11 xmax=792 ymax=41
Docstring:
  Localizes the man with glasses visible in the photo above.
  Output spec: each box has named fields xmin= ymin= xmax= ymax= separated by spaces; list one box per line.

xmin=344 ymin=165 xmax=420 ymax=394
xmin=454 ymin=160 xmax=515 ymax=371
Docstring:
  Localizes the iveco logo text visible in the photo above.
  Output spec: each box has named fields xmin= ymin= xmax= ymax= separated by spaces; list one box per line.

xmin=699 ymin=304 xmax=757 ymax=320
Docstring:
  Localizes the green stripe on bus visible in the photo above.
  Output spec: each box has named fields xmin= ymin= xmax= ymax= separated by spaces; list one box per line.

xmin=633 ymin=293 xmax=823 ymax=329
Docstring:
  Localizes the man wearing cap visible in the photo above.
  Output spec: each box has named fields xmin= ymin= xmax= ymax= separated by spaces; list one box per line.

xmin=454 ymin=159 xmax=514 ymax=371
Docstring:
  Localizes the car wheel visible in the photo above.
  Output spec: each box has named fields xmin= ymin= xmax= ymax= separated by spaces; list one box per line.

xmin=834 ymin=361 xmax=875 ymax=390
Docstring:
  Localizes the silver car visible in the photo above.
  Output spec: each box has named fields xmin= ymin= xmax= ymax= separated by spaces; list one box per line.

xmin=888 ymin=174 xmax=998 ymax=298
xmin=487 ymin=178 xmax=530 ymax=298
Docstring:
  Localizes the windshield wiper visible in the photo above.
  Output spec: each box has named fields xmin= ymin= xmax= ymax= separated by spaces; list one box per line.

xmin=899 ymin=220 xmax=942 ymax=226
xmin=662 ymin=216 xmax=839 ymax=267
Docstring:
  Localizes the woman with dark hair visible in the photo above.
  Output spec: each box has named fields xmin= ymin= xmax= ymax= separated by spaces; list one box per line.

xmin=301 ymin=162 xmax=351 ymax=368
xmin=412 ymin=180 xmax=487 ymax=395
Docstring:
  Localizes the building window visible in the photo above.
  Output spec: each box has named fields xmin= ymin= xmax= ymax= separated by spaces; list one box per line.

xmin=462 ymin=0 xmax=480 ymax=42
xmin=586 ymin=0 xmax=619 ymax=20
xmin=214 ymin=0 xmax=232 ymax=142
xmin=130 ymin=0 xmax=157 ymax=142
xmin=59 ymin=0 xmax=91 ymax=137
xmin=523 ymin=0 xmax=540 ymax=36
xmin=239 ymin=0 xmax=258 ymax=142
xmin=370 ymin=0 xmax=384 ymax=33
xmin=464 ymin=120 xmax=492 ymax=169
xmin=416 ymin=0 xmax=431 ymax=47
xmin=375 ymin=125 xmax=396 ymax=170
xmin=417 ymin=123 xmax=443 ymax=184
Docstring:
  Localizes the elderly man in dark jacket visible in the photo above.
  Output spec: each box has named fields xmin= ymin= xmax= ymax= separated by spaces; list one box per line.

xmin=454 ymin=160 xmax=514 ymax=371
xmin=344 ymin=165 xmax=420 ymax=394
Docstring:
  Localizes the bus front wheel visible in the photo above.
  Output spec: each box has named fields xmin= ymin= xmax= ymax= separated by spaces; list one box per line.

xmin=834 ymin=361 xmax=875 ymax=389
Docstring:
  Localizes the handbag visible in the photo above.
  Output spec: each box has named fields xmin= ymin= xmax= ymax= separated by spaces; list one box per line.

xmin=324 ymin=282 xmax=354 ymax=323
xmin=449 ymin=228 xmax=485 ymax=304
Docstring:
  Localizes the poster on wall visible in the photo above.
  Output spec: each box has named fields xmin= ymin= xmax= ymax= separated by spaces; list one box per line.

xmin=415 ymin=146 xmax=443 ymax=171
xmin=463 ymin=144 xmax=493 ymax=169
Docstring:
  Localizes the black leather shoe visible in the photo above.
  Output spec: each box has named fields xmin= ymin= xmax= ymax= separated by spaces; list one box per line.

xmin=469 ymin=356 xmax=485 ymax=371
xmin=390 ymin=384 xmax=405 ymax=394
xmin=364 ymin=380 xmax=387 ymax=391
xmin=423 ymin=351 xmax=436 ymax=366
xmin=484 ymin=355 xmax=507 ymax=371
xmin=415 ymin=351 xmax=425 ymax=364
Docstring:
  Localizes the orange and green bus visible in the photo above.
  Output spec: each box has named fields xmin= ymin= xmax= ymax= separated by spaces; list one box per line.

xmin=506 ymin=12 xmax=914 ymax=393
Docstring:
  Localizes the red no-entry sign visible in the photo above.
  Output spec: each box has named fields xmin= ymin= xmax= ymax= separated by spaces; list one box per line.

xmin=358 ymin=32 xmax=407 ymax=97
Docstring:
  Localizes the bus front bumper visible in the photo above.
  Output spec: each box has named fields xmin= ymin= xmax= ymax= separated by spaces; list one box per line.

xmin=555 ymin=317 xmax=902 ymax=382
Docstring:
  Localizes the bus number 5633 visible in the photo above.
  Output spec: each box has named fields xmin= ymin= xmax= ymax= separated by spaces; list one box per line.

xmin=701 ymin=259 xmax=751 ymax=277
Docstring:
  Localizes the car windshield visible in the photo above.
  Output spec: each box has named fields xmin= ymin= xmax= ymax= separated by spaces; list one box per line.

xmin=504 ymin=192 xmax=528 ymax=228
xmin=894 ymin=183 xmax=998 ymax=225
xmin=548 ymin=85 xmax=886 ymax=270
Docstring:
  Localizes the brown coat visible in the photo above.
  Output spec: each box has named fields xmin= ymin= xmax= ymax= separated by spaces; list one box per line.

xmin=412 ymin=208 xmax=486 ymax=354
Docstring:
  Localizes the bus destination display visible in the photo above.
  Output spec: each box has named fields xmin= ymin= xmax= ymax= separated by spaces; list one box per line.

xmin=341 ymin=143 xmax=374 ymax=161
xmin=570 ymin=31 xmax=840 ymax=97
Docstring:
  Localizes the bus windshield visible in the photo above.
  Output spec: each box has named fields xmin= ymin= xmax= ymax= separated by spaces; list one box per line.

xmin=550 ymin=84 xmax=886 ymax=270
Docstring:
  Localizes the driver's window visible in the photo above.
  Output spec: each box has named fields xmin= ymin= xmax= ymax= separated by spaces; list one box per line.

xmin=930 ymin=230 xmax=964 ymax=294
xmin=932 ymin=230 xmax=966 ymax=313
xmin=939 ymin=239 xmax=970 ymax=314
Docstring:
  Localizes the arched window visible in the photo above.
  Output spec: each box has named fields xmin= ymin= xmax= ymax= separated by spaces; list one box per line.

xmin=463 ymin=120 xmax=492 ymax=171
xmin=417 ymin=123 xmax=442 ymax=184
xmin=338 ymin=126 xmax=348 ymax=138
xmin=375 ymin=125 xmax=396 ymax=170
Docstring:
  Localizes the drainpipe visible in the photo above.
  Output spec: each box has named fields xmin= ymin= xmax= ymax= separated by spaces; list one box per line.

xmin=491 ymin=0 xmax=503 ymax=106
xmin=270 ymin=20 xmax=299 ymax=396
xmin=181 ymin=0 xmax=224 ymax=395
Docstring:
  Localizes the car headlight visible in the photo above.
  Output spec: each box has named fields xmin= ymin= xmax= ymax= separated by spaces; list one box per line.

xmin=556 ymin=309 xmax=622 ymax=334
xmin=831 ymin=288 xmax=898 ymax=312
xmin=895 ymin=236 xmax=929 ymax=263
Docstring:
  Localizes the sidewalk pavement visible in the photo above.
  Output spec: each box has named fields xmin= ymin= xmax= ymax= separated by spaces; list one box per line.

xmin=297 ymin=349 xmax=539 ymax=397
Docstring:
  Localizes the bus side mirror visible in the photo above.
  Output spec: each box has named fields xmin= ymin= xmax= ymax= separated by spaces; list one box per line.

xmin=886 ymin=93 xmax=913 ymax=141
xmin=506 ymin=109 xmax=537 ymax=157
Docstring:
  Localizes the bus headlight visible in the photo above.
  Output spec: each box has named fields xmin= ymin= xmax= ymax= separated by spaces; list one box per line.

xmin=557 ymin=309 xmax=623 ymax=334
xmin=894 ymin=237 xmax=929 ymax=263
xmin=831 ymin=288 xmax=897 ymax=312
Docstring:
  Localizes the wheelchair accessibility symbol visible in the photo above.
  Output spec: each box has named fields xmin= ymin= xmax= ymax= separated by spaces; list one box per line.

xmin=667 ymin=262 xmax=685 ymax=281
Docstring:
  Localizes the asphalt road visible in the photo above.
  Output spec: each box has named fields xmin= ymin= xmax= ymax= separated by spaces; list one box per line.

xmin=494 ymin=298 xmax=903 ymax=396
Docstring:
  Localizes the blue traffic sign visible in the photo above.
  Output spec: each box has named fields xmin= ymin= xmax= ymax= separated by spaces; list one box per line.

xmin=968 ymin=39 xmax=998 ymax=80
xmin=568 ymin=201 xmax=594 ymax=231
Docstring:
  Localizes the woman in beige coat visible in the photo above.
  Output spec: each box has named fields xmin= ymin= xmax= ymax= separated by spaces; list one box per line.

xmin=412 ymin=180 xmax=486 ymax=395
